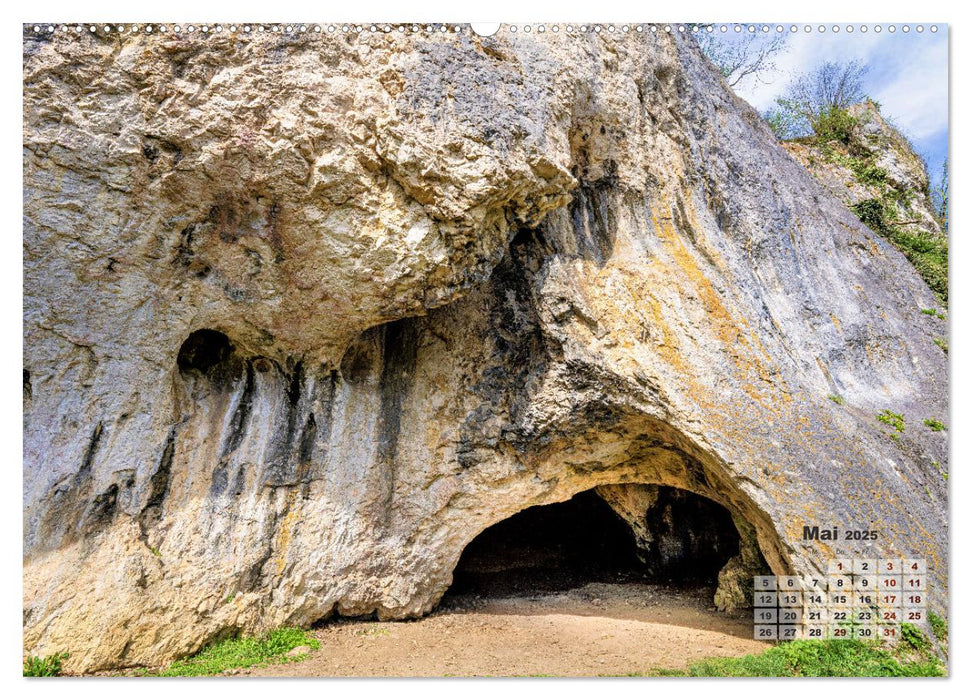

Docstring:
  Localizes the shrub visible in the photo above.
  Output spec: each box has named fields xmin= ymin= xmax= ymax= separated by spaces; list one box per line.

xmin=852 ymin=161 xmax=889 ymax=187
xmin=877 ymin=410 xmax=905 ymax=432
xmin=811 ymin=106 xmax=858 ymax=145
xmin=23 ymin=651 xmax=68 ymax=677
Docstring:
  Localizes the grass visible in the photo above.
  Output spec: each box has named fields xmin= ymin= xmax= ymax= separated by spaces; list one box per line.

xmin=933 ymin=337 xmax=948 ymax=354
xmin=649 ymin=636 xmax=945 ymax=677
xmin=932 ymin=460 xmax=948 ymax=481
xmin=828 ymin=394 xmax=846 ymax=405
xmin=154 ymin=627 xmax=319 ymax=677
xmin=877 ymin=409 xmax=905 ymax=432
xmin=23 ymin=651 xmax=69 ymax=677
xmin=921 ymin=308 xmax=946 ymax=320
xmin=923 ymin=419 xmax=946 ymax=432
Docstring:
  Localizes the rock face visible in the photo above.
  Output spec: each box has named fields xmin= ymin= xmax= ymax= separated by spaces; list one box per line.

xmin=783 ymin=101 xmax=947 ymax=303
xmin=23 ymin=26 xmax=948 ymax=672
xmin=784 ymin=102 xmax=942 ymax=240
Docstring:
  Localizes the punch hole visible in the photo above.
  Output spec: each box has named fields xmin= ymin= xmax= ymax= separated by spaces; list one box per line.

xmin=471 ymin=23 xmax=501 ymax=37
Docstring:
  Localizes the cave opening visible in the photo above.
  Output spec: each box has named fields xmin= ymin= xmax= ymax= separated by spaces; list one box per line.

xmin=446 ymin=485 xmax=743 ymax=599
xmin=177 ymin=329 xmax=233 ymax=374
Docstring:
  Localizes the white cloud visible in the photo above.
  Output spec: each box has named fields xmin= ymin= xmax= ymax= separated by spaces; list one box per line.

xmin=727 ymin=28 xmax=948 ymax=148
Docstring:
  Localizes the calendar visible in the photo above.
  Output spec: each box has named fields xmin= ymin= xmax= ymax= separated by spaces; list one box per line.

xmin=754 ymin=559 xmax=928 ymax=641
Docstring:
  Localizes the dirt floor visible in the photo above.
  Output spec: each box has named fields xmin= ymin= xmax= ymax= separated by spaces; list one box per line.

xmin=243 ymin=582 xmax=769 ymax=678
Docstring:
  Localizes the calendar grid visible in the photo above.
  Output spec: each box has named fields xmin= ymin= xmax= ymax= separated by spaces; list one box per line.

xmin=753 ymin=558 xmax=927 ymax=641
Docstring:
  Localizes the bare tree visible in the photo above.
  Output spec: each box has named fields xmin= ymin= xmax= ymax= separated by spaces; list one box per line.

xmin=698 ymin=30 xmax=788 ymax=87
xmin=763 ymin=61 xmax=869 ymax=139
xmin=784 ymin=60 xmax=869 ymax=119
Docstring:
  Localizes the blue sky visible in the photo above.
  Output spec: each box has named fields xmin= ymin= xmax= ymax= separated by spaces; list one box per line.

xmin=710 ymin=26 xmax=949 ymax=188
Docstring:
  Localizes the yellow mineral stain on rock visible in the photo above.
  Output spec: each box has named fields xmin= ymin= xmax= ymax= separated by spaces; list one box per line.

xmin=275 ymin=491 xmax=300 ymax=576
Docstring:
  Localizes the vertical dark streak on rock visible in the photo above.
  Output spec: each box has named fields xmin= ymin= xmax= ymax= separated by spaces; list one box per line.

xmin=570 ymin=169 xmax=617 ymax=264
xmin=75 ymin=422 xmax=104 ymax=488
xmin=139 ymin=427 xmax=176 ymax=536
xmin=377 ymin=320 xmax=418 ymax=515
xmin=220 ymin=360 xmax=255 ymax=458
xmin=296 ymin=414 xmax=317 ymax=498
xmin=287 ymin=360 xmax=303 ymax=408
xmin=317 ymin=370 xmax=338 ymax=449
xmin=83 ymin=484 xmax=119 ymax=535
xmin=458 ymin=230 xmax=552 ymax=465
xmin=209 ymin=461 xmax=229 ymax=498
xmin=262 ymin=360 xmax=304 ymax=487
xmin=297 ymin=414 xmax=317 ymax=466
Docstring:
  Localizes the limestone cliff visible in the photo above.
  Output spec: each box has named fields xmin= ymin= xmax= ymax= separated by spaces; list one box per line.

xmin=23 ymin=25 xmax=948 ymax=672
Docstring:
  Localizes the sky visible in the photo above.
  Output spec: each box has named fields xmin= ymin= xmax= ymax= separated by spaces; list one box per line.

xmin=706 ymin=25 xmax=949 ymax=189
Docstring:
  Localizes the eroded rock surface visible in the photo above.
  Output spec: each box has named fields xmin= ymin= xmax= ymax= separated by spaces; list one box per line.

xmin=23 ymin=26 xmax=948 ymax=672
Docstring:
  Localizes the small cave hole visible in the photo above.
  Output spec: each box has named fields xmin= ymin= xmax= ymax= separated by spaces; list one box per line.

xmin=177 ymin=329 xmax=233 ymax=374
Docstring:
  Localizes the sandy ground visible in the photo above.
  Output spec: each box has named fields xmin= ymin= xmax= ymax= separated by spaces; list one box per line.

xmin=243 ymin=582 xmax=769 ymax=678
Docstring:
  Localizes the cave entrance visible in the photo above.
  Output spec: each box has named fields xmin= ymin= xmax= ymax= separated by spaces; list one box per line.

xmin=446 ymin=485 xmax=744 ymax=599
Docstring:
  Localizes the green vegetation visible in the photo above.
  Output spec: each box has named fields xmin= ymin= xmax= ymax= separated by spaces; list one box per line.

xmin=650 ymin=637 xmax=944 ymax=677
xmin=23 ymin=651 xmax=69 ymax=677
xmin=764 ymin=77 xmax=948 ymax=306
xmin=828 ymin=394 xmax=846 ymax=405
xmin=933 ymin=337 xmax=948 ymax=354
xmin=877 ymin=410 xmax=905 ymax=432
xmin=154 ymin=627 xmax=319 ymax=677
xmin=811 ymin=105 xmax=858 ymax=146
xmin=901 ymin=623 xmax=930 ymax=654
xmin=929 ymin=611 xmax=948 ymax=643
xmin=762 ymin=61 xmax=869 ymax=140
xmin=932 ymin=460 xmax=948 ymax=481
xmin=852 ymin=161 xmax=889 ymax=187
xmin=923 ymin=419 xmax=946 ymax=432
xmin=931 ymin=159 xmax=948 ymax=231
xmin=851 ymin=197 xmax=948 ymax=305
xmin=921 ymin=308 xmax=946 ymax=320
